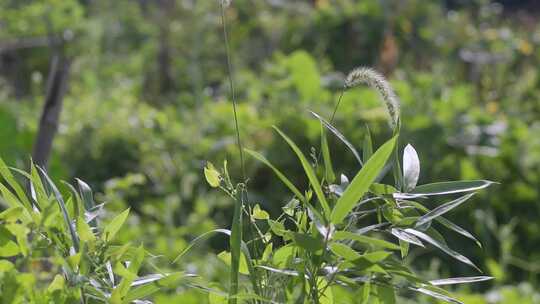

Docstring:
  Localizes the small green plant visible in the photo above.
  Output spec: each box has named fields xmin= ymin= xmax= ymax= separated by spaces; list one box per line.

xmin=203 ymin=67 xmax=494 ymax=303
xmin=0 ymin=159 xmax=184 ymax=303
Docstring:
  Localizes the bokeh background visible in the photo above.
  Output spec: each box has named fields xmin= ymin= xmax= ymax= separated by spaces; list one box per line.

xmin=1 ymin=0 xmax=539 ymax=302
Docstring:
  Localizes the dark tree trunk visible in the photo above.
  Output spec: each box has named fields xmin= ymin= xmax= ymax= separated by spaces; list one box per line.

xmin=158 ymin=24 xmax=173 ymax=94
xmin=32 ymin=55 xmax=71 ymax=168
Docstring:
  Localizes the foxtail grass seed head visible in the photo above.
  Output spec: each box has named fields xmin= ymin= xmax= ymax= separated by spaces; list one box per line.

xmin=345 ymin=67 xmax=400 ymax=129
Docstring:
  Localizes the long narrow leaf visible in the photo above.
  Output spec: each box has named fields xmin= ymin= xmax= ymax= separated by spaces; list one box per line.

xmin=391 ymin=228 xmax=424 ymax=247
xmin=410 ymin=180 xmax=494 ymax=196
xmin=321 ymin=126 xmax=336 ymax=183
xmin=404 ymin=228 xmax=480 ymax=271
xmin=362 ymin=125 xmax=373 ymax=163
xmin=437 ymin=217 xmax=482 ymax=248
xmin=310 ymin=111 xmax=363 ymax=166
xmin=38 ymin=167 xmax=80 ymax=252
xmin=415 ymin=193 xmax=475 ymax=227
xmin=331 ymin=136 xmax=397 ymax=224
xmin=333 ymin=231 xmax=400 ymax=250
xmin=406 ymin=201 xmax=482 ymax=247
xmin=0 ymin=158 xmax=31 ymax=210
xmin=410 ymin=287 xmax=463 ymax=304
xmin=229 ymin=190 xmax=243 ymax=303
xmin=244 ymin=149 xmax=305 ymax=203
xmin=429 ymin=276 xmax=493 ymax=286
xmin=274 ymin=126 xmax=331 ymax=217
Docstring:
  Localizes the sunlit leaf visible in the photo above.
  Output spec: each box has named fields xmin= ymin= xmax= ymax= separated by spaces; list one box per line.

xmin=245 ymin=149 xmax=305 ymax=203
xmin=402 ymin=144 xmax=420 ymax=192
xmin=415 ymin=193 xmax=475 ymax=227
xmin=331 ymin=136 xmax=397 ymax=224
xmin=330 ymin=242 xmax=361 ymax=261
xmin=274 ymin=126 xmax=331 ymax=217
xmin=429 ymin=276 xmax=493 ymax=286
xmin=391 ymin=228 xmax=424 ymax=247
xmin=38 ymin=167 xmax=80 ymax=252
xmin=103 ymin=208 xmax=130 ymax=242
xmin=333 ymin=231 xmax=400 ymax=250
xmin=204 ymin=162 xmax=221 ymax=188
xmin=410 ymin=287 xmax=463 ymax=304
xmin=252 ymin=204 xmax=269 ymax=220
xmin=404 ymin=228 xmax=480 ymax=271
xmin=321 ymin=125 xmax=336 ymax=183
xmin=311 ymin=111 xmax=363 ymax=166
xmin=409 ymin=180 xmax=494 ymax=196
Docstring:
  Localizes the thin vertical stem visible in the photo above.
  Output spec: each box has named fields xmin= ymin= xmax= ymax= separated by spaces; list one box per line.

xmin=221 ymin=3 xmax=246 ymax=181
xmin=329 ymin=88 xmax=345 ymax=124
xmin=220 ymin=4 xmax=245 ymax=304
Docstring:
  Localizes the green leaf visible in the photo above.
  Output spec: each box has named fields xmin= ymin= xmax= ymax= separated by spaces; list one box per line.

xmin=0 ymin=207 xmax=24 ymax=222
xmin=125 ymin=273 xmax=185 ymax=302
xmin=103 ymin=208 xmax=130 ymax=242
xmin=391 ymin=228 xmax=424 ymax=248
xmin=274 ymin=126 xmax=331 ymax=217
xmin=410 ymin=286 xmax=463 ymax=304
xmin=407 ymin=201 xmax=482 ymax=247
xmin=369 ymin=183 xmax=397 ymax=195
xmin=0 ymin=158 xmax=31 ymax=210
xmin=321 ymin=126 xmax=336 ymax=183
xmin=268 ymin=219 xmax=287 ymax=237
xmin=362 ymin=251 xmax=392 ymax=263
xmin=0 ymin=260 xmax=14 ymax=272
xmin=218 ymin=251 xmax=250 ymax=275
xmin=402 ymin=144 xmax=420 ymax=192
xmin=404 ymin=228 xmax=480 ymax=271
xmin=437 ymin=217 xmax=482 ymax=248
xmin=375 ymin=285 xmax=395 ymax=304
xmin=77 ymin=217 xmax=96 ymax=244
xmin=331 ymin=136 xmax=397 ymax=224
xmin=38 ymin=167 xmax=80 ymax=252
xmin=252 ymin=204 xmax=269 ymax=220
xmin=330 ymin=242 xmax=361 ymax=261
xmin=311 ymin=111 xmax=363 ymax=166
xmin=204 ymin=162 xmax=221 ymax=188
xmin=399 ymin=239 xmax=409 ymax=258
xmin=272 ymin=244 xmax=295 ymax=268
xmin=0 ymin=226 xmax=19 ymax=257
xmin=292 ymin=233 xmax=323 ymax=253
xmin=5 ymin=223 xmax=29 ymax=256
xmin=0 ymin=185 xmax=32 ymax=223
xmin=333 ymin=231 xmax=400 ymax=250
xmin=245 ymin=149 xmax=305 ymax=203
xmin=415 ymin=193 xmax=475 ymax=227
xmin=362 ymin=125 xmax=373 ymax=163
xmin=47 ymin=275 xmax=65 ymax=293
xmin=361 ymin=280 xmax=371 ymax=304
xmin=76 ymin=179 xmax=95 ymax=227
xmin=229 ymin=190 xmax=243 ymax=304
xmin=110 ymin=245 xmax=145 ymax=303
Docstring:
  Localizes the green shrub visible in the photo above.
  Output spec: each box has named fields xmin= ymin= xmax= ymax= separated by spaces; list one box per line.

xmin=201 ymin=67 xmax=494 ymax=303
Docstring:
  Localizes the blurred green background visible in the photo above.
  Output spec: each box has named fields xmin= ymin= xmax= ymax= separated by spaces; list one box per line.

xmin=1 ymin=0 xmax=539 ymax=302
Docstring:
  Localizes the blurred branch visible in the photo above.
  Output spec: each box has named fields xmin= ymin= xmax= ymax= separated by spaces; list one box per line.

xmin=32 ymin=54 xmax=71 ymax=169
xmin=0 ymin=31 xmax=73 ymax=52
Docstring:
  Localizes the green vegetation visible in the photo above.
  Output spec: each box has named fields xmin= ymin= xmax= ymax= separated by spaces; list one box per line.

xmin=1 ymin=0 xmax=540 ymax=303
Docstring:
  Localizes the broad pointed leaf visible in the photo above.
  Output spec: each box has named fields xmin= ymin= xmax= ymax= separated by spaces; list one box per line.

xmin=331 ymin=136 xmax=397 ymax=224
